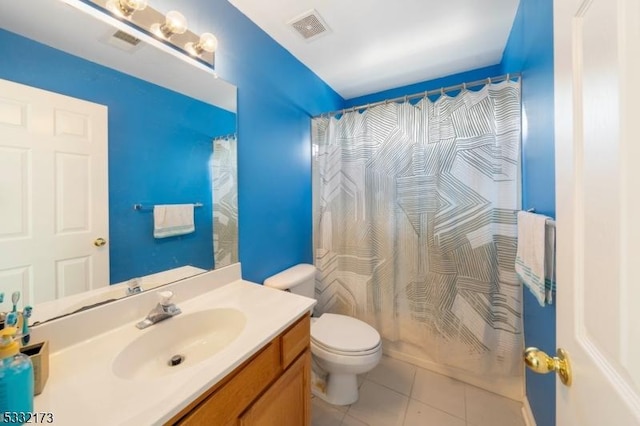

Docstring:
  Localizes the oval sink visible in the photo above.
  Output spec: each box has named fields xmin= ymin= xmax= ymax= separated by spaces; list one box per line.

xmin=113 ymin=308 xmax=246 ymax=380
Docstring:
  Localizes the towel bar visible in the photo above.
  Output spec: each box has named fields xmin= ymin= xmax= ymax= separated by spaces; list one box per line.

xmin=133 ymin=203 xmax=203 ymax=211
xmin=516 ymin=208 xmax=556 ymax=227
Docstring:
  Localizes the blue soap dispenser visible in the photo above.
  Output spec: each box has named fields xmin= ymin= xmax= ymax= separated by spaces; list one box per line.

xmin=0 ymin=313 xmax=34 ymax=424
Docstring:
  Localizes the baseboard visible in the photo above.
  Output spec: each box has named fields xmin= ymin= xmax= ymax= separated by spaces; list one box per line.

xmin=522 ymin=397 xmax=537 ymax=426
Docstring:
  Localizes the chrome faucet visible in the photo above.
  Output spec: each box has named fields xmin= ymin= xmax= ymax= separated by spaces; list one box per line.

xmin=136 ymin=291 xmax=181 ymax=329
xmin=125 ymin=277 xmax=143 ymax=296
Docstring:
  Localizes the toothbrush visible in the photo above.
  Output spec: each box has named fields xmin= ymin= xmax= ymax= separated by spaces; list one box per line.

xmin=6 ymin=312 xmax=17 ymax=327
xmin=11 ymin=291 xmax=20 ymax=313
xmin=0 ymin=293 xmax=4 ymax=328
xmin=22 ymin=306 xmax=32 ymax=346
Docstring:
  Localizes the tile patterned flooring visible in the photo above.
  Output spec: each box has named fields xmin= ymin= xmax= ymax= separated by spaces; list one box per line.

xmin=312 ymin=355 xmax=526 ymax=426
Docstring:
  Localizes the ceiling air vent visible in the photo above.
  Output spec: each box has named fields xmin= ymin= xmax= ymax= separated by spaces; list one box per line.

xmin=112 ymin=30 xmax=141 ymax=47
xmin=100 ymin=29 xmax=143 ymax=53
xmin=288 ymin=9 xmax=330 ymax=41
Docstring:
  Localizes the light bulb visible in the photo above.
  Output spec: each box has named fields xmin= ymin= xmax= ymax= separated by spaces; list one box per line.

xmin=165 ymin=11 xmax=188 ymax=35
xmin=152 ymin=10 xmax=188 ymax=39
xmin=124 ymin=0 xmax=147 ymax=11
xmin=186 ymin=32 xmax=218 ymax=56
xmin=198 ymin=33 xmax=218 ymax=53
xmin=151 ymin=10 xmax=187 ymax=40
xmin=107 ymin=0 xmax=147 ymax=17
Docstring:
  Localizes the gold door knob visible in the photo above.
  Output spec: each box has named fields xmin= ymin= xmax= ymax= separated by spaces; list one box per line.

xmin=524 ymin=347 xmax=572 ymax=386
xmin=94 ymin=237 xmax=107 ymax=247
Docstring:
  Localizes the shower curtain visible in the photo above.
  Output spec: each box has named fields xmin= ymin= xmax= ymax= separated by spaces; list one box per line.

xmin=212 ymin=135 xmax=238 ymax=268
xmin=312 ymin=80 xmax=523 ymax=392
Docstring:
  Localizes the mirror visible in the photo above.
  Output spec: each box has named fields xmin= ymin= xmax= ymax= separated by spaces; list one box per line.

xmin=0 ymin=0 xmax=238 ymax=323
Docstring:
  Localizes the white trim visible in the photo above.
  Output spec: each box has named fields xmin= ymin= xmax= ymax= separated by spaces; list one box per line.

xmin=522 ymin=397 xmax=537 ymax=426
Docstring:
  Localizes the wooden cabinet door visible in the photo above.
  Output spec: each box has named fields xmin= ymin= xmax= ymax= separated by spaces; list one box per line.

xmin=240 ymin=350 xmax=311 ymax=426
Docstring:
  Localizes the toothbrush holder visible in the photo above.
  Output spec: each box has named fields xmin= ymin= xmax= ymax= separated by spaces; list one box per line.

xmin=20 ymin=340 xmax=49 ymax=395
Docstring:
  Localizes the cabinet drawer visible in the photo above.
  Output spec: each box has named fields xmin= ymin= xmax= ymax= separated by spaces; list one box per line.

xmin=240 ymin=350 xmax=311 ymax=426
xmin=280 ymin=315 xmax=310 ymax=369
xmin=177 ymin=341 xmax=281 ymax=425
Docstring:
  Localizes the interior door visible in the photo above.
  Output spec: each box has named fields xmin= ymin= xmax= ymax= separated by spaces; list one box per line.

xmin=0 ymin=78 xmax=109 ymax=305
xmin=554 ymin=0 xmax=640 ymax=424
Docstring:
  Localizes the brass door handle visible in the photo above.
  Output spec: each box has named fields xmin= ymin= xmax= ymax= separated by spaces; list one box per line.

xmin=94 ymin=237 xmax=107 ymax=247
xmin=524 ymin=347 xmax=572 ymax=386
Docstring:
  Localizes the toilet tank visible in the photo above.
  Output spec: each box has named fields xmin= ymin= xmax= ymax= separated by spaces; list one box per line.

xmin=263 ymin=264 xmax=316 ymax=300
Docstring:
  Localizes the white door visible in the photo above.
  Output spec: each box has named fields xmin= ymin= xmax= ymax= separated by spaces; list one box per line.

xmin=554 ymin=0 xmax=640 ymax=424
xmin=0 ymin=79 xmax=109 ymax=305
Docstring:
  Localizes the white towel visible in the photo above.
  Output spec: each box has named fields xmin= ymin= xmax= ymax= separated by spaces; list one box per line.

xmin=544 ymin=221 xmax=556 ymax=304
xmin=153 ymin=204 xmax=195 ymax=238
xmin=515 ymin=211 xmax=555 ymax=306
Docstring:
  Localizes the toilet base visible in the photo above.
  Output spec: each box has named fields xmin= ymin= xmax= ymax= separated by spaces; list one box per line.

xmin=312 ymin=371 xmax=359 ymax=406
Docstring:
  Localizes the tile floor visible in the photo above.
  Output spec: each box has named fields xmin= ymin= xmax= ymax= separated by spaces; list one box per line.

xmin=312 ymin=355 xmax=525 ymax=426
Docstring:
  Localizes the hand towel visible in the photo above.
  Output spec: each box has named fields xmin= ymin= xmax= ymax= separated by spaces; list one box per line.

xmin=153 ymin=204 xmax=195 ymax=238
xmin=515 ymin=211 xmax=554 ymax=306
xmin=544 ymin=221 xmax=556 ymax=304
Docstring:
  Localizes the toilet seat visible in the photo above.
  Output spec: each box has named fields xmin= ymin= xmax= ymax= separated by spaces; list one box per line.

xmin=311 ymin=314 xmax=381 ymax=355
xmin=312 ymin=338 xmax=381 ymax=356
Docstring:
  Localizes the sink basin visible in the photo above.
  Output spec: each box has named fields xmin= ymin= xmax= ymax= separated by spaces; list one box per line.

xmin=112 ymin=308 xmax=246 ymax=380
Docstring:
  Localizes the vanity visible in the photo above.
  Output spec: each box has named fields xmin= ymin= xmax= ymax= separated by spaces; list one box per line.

xmin=170 ymin=315 xmax=310 ymax=425
xmin=30 ymin=264 xmax=315 ymax=425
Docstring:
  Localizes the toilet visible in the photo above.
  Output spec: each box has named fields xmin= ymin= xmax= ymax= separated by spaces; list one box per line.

xmin=264 ymin=264 xmax=382 ymax=406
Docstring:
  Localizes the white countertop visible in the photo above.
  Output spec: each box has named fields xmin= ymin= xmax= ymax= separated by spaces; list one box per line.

xmin=31 ymin=267 xmax=315 ymax=425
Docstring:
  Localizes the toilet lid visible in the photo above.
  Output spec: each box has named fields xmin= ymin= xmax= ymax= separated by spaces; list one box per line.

xmin=311 ymin=313 xmax=380 ymax=353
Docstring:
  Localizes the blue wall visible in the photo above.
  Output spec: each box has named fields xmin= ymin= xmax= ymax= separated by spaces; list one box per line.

xmin=153 ymin=0 xmax=345 ymax=283
xmin=0 ymin=28 xmax=236 ymax=283
xmin=344 ymin=64 xmax=503 ymax=107
xmin=2 ymin=0 xmax=344 ymax=286
xmin=502 ymin=0 xmax=556 ymax=424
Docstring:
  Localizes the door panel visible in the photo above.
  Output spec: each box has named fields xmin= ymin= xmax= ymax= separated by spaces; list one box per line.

xmin=0 ymin=78 xmax=108 ymax=305
xmin=555 ymin=0 xmax=640 ymax=423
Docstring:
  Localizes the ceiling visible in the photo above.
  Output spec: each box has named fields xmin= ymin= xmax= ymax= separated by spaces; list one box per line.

xmin=228 ymin=0 xmax=520 ymax=100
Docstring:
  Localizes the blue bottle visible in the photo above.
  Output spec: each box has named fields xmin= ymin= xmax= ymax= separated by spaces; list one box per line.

xmin=0 ymin=324 xmax=34 ymax=425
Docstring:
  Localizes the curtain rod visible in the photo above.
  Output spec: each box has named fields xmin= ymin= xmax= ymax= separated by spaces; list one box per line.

xmin=314 ymin=72 xmax=522 ymax=119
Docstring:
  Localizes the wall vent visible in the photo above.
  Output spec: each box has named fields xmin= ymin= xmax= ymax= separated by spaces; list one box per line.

xmin=288 ymin=9 xmax=330 ymax=41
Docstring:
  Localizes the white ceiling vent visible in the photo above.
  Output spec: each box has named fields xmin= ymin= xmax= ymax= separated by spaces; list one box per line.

xmin=112 ymin=30 xmax=141 ymax=47
xmin=99 ymin=29 xmax=143 ymax=53
xmin=288 ymin=9 xmax=330 ymax=42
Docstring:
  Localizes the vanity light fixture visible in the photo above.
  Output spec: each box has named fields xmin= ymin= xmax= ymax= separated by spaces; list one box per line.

xmin=186 ymin=33 xmax=218 ymax=56
xmin=106 ymin=0 xmax=148 ymax=18
xmin=151 ymin=10 xmax=188 ymax=39
xmin=81 ymin=0 xmax=217 ymax=69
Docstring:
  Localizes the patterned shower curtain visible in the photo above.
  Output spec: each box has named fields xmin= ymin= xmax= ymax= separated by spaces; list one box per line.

xmin=212 ymin=135 xmax=238 ymax=268
xmin=312 ymin=80 xmax=523 ymax=382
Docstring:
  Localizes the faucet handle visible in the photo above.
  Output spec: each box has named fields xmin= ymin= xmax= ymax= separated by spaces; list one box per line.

xmin=128 ymin=277 xmax=142 ymax=289
xmin=158 ymin=291 xmax=174 ymax=306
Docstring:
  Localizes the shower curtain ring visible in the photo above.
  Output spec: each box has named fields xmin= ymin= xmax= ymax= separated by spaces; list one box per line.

xmin=462 ymin=82 xmax=467 ymax=91
xmin=441 ymin=87 xmax=445 ymax=96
